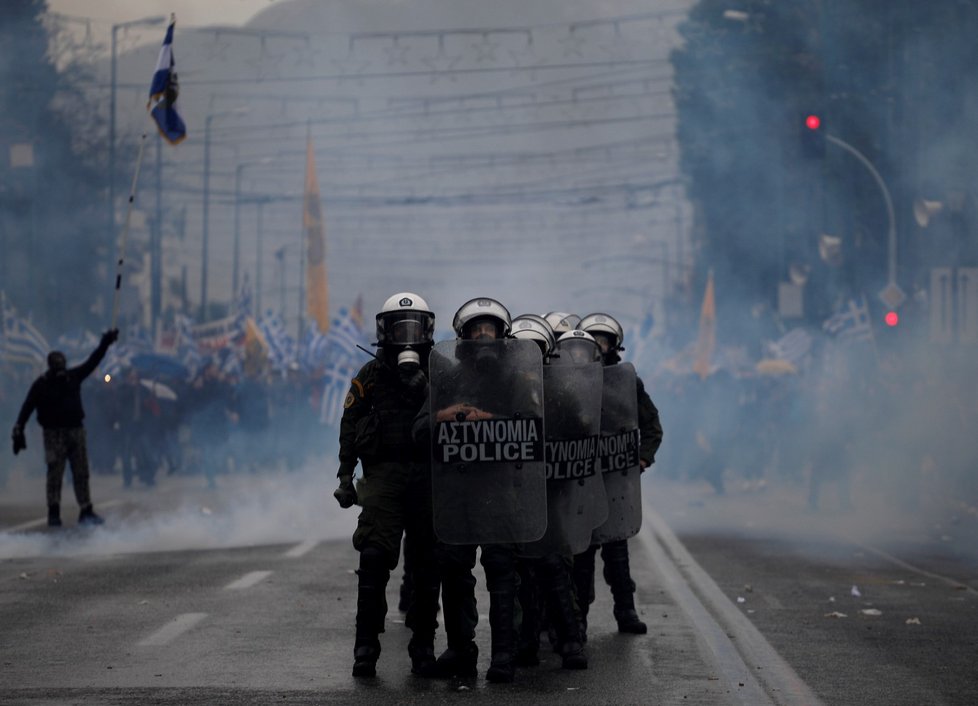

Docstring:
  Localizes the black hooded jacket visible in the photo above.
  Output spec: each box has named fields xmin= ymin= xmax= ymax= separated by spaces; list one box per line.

xmin=15 ymin=338 xmax=112 ymax=430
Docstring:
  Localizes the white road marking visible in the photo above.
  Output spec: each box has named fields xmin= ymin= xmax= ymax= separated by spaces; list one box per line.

xmin=641 ymin=501 xmax=825 ymax=706
xmin=138 ymin=612 xmax=208 ymax=646
xmin=224 ymin=570 xmax=272 ymax=590
xmin=283 ymin=539 xmax=319 ymax=558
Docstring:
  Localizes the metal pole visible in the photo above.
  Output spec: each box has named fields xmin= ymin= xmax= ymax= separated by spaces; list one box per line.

xmin=200 ymin=114 xmax=213 ymax=321
xmin=233 ymin=164 xmax=242 ymax=298
xmin=255 ymin=201 xmax=264 ymax=318
xmin=825 ymin=133 xmax=897 ymax=286
xmin=152 ymin=132 xmax=162 ymax=336
xmin=111 ymin=133 xmax=149 ymax=330
xmin=108 ymin=25 xmax=118 ymax=260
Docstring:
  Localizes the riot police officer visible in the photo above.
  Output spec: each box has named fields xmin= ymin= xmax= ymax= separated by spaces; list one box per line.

xmin=333 ymin=293 xmax=441 ymax=678
xmin=414 ymin=297 xmax=546 ymax=683
xmin=511 ymin=317 xmax=590 ymax=670
xmin=573 ymin=313 xmax=663 ymax=636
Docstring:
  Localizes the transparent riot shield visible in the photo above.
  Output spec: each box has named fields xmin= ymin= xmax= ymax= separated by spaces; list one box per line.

xmin=520 ymin=360 xmax=604 ymax=558
xmin=591 ymin=362 xmax=642 ymax=544
xmin=429 ymin=338 xmax=547 ymax=545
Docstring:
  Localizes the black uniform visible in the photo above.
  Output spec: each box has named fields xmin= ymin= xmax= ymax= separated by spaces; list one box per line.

xmin=13 ymin=331 xmax=116 ymax=525
xmin=338 ymin=356 xmax=440 ymax=677
xmin=412 ymin=343 xmax=542 ymax=683
xmin=573 ymin=372 xmax=663 ymax=636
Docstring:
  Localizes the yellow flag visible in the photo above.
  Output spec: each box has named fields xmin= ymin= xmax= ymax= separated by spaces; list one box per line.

xmin=692 ymin=270 xmax=716 ymax=379
xmin=304 ymin=135 xmax=330 ymax=333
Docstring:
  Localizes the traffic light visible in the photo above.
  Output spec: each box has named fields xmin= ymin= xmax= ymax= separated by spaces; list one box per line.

xmin=884 ymin=310 xmax=899 ymax=327
xmin=800 ymin=113 xmax=826 ymax=158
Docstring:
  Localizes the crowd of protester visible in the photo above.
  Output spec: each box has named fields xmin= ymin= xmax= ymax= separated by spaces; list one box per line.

xmin=1 ymin=359 xmax=336 ymax=490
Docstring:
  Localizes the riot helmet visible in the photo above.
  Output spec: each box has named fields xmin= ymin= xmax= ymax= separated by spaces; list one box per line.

xmin=543 ymin=311 xmax=581 ymax=335
xmin=376 ymin=292 xmax=435 ymax=369
xmin=511 ymin=314 xmax=556 ymax=360
xmin=578 ymin=312 xmax=624 ymax=364
xmin=555 ymin=330 xmax=602 ymax=364
xmin=452 ymin=298 xmax=511 ymax=341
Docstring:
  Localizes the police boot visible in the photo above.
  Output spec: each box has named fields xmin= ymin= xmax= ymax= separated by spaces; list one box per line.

xmin=572 ymin=548 xmax=597 ymax=642
xmin=485 ymin=590 xmax=518 ymax=683
xmin=407 ymin=566 xmax=440 ymax=677
xmin=408 ymin=638 xmax=436 ymax=677
xmin=541 ymin=561 xmax=587 ymax=670
xmin=352 ymin=640 xmax=381 ymax=678
xmin=78 ymin=505 xmax=105 ymax=526
xmin=515 ymin=562 xmax=540 ymax=667
xmin=602 ymin=541 xmax=647 ymax=635
xmin=352 ymin=548 xmax=390 ymax=677
xmin=47 ymin=504 xmax=62 ymax=528
xmin=432 ymin=642 xmax=478 ymax=678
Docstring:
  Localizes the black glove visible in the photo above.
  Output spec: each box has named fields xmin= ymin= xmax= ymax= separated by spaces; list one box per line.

xmin=12 ymin=425 xmax=26 ymax=455
xmin=101 ymin=329 xmax=120 ymax=346
xmin=399 ymin=366 xmax=427 ymax=399
xmin=333 ymin=474 xmax=358 ymax=509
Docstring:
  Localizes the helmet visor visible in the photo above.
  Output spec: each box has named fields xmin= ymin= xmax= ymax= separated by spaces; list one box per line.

xmin=463 ymin=317 xmax=502 ymax=341
xmin=590 ymin=332 xmax=616 ymax=355
xmin=557 ymin=337 xmax=601 ymax=364
xmin=382 ymin=312 xmax=434 ymax=345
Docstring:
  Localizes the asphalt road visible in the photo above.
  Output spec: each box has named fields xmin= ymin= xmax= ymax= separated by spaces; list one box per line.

xmin=1 ymin=468 xmax=975 ymax=704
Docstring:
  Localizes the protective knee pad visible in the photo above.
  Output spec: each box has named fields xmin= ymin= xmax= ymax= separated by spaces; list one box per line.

xmin=359 ymin=546 xmax=392 ymax=587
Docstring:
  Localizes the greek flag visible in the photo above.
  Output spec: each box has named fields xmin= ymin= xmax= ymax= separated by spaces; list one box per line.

xmin=175 ymin=314 xmax=203 ymax=377
xmin=769 ymin=327 xmax=813 ymax=366
xmin=147 ymin=16 xmax=187 ymax=145
xmin=1 ymin=308 xmax=49 ymax=368
xmin=823 ymin=296 xmax=873 ymax=342
xmin=257 ymin=311 xmax=297 ymax=373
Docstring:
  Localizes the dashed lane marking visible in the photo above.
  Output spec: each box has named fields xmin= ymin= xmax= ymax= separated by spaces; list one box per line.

xmin=224 ymin=570 xmax=272 ymax=590
xmin=283 ymin=539 xmax=319 ymax=558
xmin=138 ymin=612 xmax=208 ymax=646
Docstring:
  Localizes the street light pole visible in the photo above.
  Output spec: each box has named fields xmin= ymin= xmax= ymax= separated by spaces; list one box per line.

xmin=234 ymin=157 xmax=274 ymax=298
xmin=200 ymin=107 xmax=249 ymax=320
xmin=200 ymin=112 xmax=213 ymax=321
xmin=824 ymin=133 xmax=903 ymax=307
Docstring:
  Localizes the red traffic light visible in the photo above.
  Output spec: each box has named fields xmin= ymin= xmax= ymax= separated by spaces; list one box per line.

xmin=884 ymin=311 xmax=899 ymax=327
xmin=805 ymin=114 xmax=821 ymax=130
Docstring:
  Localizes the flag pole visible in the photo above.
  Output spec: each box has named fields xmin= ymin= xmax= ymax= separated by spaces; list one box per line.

xmin=110 ymin=133 xmax=149 ymax=331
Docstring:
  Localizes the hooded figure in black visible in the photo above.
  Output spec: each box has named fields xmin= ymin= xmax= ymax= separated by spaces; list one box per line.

xmin=12 ymin=329 xmax=119 ymax=527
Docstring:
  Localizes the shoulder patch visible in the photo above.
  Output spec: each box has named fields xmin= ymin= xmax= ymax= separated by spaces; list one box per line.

xmin=351 ymin=378 xmax=365 ymax=397
xmin=343 ymin=391 xmax=356 ymax=409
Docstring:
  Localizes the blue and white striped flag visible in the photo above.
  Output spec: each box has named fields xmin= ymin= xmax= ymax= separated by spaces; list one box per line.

xmin=147 ymin=16 xmax=187 ymax=145
xmin=258 ymin=311 xmax=297 ymax=373
xmin=769 ymin=327 xmax=813 ymax=367
xmin=1 ymin=307 xmax=49 ymax=368
xmin=823 ymin=296 xmax=873 ymax=343
xmin=175 ymin=314 xmax=203 ymax=378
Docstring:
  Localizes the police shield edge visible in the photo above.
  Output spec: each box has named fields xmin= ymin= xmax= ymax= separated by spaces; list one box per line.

xmin=520 ymin=358 xmax=605 ymax=558
xmin=591 ymin=362 xmax=642 ymax=544
xmin=429 ymin=338 xmax=547 ymax=545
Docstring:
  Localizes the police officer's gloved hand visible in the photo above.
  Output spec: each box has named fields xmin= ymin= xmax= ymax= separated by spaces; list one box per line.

xmin=333 ymin=474 xmax=358 ymax=509
xmin=12 ymin=425 xmax=26 ymax=455
xmin=399 ymin=365 xmax=427 ymax=399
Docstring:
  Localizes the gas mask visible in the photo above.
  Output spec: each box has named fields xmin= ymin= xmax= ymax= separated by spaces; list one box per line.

xmin=397 ymin=346 xmax=420 ymax=371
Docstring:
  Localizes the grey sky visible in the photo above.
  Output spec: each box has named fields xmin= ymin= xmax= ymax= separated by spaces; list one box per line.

xmin=47 ymin=0 xmax=285 ymax=27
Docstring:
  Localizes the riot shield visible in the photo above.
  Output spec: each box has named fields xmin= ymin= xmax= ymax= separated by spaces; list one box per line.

xmin=520 ymin=360 xmax=604 ymax=558
xmin=591 ymin=362 xmax=643 ymax=544
xmin=429 ymin=338 xmax=547 ymax=544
